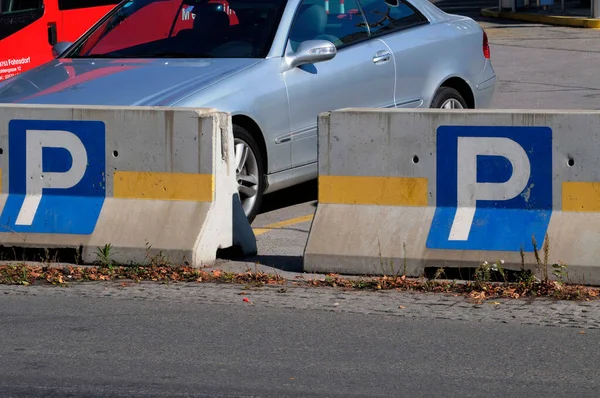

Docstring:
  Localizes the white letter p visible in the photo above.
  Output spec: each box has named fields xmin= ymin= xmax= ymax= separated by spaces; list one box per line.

xmin=15 ymin=129 xmax=88 ymax=226
xmin=448 ymin=136 xmax=531 ymax=241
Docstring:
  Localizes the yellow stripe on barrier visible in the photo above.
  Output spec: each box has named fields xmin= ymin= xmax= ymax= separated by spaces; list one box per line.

xmin=319 ymin=175 xmax=428 ymax=206
xmin=114 ymin=171 xmax=213 ymax=202
xmin=562 ymin=182 xmax=600 ymax=212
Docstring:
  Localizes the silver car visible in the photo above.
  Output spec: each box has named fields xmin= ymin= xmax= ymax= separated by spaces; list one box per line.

xmin=0 ymin=0 xmax=496 ymax=222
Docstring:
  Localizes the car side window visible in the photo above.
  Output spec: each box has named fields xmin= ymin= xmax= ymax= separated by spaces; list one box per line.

xmin=0 ymin=0 xmax=44 ymax=41
xmin=1 ymin=0 xmax=43 ymax=13
xmin=358 ymin=0 xmax=427 ymax=37
xmin=288 ymin=0 xmax=369 ymax=51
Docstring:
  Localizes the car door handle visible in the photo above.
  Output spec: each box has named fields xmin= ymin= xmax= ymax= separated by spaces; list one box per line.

xmin=373 ymin=50 xmax=391 ymax=64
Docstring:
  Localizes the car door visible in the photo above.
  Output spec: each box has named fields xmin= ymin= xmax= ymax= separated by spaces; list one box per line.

xmin=282 ymin=0 xmax=396 ymax=169
xmin=358 ymin=0 xmax=432 ymax=108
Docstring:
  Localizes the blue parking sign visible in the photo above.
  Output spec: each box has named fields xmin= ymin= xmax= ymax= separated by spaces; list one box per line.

xmin=0 ymin=120 xmax=106 ymax=235
xmin=426 ymin=125 xmax=553 ymax=252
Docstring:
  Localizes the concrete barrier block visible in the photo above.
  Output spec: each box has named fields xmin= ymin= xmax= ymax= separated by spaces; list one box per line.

xmin=304 ymin=108 xmax=600 ymax=284
xmin=0 ymin=104 xmax=256 ymax=266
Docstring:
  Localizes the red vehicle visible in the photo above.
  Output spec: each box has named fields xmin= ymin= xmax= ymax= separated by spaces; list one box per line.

xmin=0 ymin=0 xmax=121 ymax=82
xmin=0 ymin=0 xmax=239 ymax=82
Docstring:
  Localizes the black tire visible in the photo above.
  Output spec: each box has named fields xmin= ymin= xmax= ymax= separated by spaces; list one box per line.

xmin=233 ymin=124 xmax=265 ymax=224
xmin=430 ymin=86 xmax=468 ymax=109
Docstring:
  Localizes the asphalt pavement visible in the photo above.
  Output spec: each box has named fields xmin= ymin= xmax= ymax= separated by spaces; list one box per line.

xmin=1 ymin=282 xmax=600 ymax=397
xmin=248 ymin=14 xmax=600 ymax=272
xmin=430 ymin=0 xmax=498 ymax=17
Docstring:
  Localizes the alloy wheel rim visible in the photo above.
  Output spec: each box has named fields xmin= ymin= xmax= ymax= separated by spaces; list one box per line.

xmin=234 ymin=138 xmax=260 ymax=216
xmin=441 ymin=98 xmax=464 ymax=109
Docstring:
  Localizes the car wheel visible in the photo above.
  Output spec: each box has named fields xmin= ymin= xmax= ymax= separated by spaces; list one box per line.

xmin=233 ymin=124 xmax=264 ymax=224
xmin=430 ymin=86 xmax=468 ymax=109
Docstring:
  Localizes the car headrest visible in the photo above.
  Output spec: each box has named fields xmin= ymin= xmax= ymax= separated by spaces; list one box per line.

xmin=290 ymin=3 xmax=327 ymax=42
xmin=191 ymin=3 xmax=230 ymax=34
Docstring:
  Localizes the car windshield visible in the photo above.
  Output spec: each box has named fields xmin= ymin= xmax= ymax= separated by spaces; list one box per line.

xmin=65 ymin=0 xmax=288 ymax=59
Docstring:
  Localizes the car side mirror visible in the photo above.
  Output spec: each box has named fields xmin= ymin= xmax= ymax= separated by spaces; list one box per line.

xmin=52 ymin=41 xmax=73 ymax=58
xmin=285 ymin=39 xmax=336 ymax=70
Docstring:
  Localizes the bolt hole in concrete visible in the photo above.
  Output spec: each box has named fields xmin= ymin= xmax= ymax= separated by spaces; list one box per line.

xmin=113 ymin=150 xmax=119 ymax=157
xmin=568 ymin=158 xmax=575 ymax=167
xmin=412 ymin=155 xmax=419 ymax=164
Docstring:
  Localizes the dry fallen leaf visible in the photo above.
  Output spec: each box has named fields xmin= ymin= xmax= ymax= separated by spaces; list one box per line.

xmin=243 ymin=297 xmax=250 ymax=303
xmin=580 ymin=330 xmax=586 ymax=334
xmin=398 ymin=305 xmax=405 ymax=309
xmin=469 ymin=291 xmax=486 ymax=299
